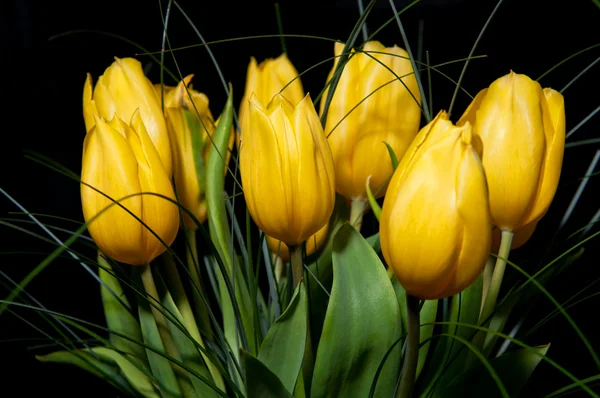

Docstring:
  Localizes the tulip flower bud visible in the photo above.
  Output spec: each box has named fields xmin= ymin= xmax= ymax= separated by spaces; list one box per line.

xmin=380 ymin=111 xmax=491 ymax=300
xmin=158 ymin=75 xmax=234 ymax=229
xmin=458 ymin=71 xmax=565 ymax=231
xmin=320 ymin=41 xmax=421 ymax=200
xmin=240 ymin=93 xmax=335 ymax=245
xmin=83 ymin=57 xmax=172 ymax=176
xmin=238 ymin=54 xmax=304 ymax=147
xmin=491 ymin=221 xmax=537 ymax=254
xmin=81 ymin=112 xmax=179 ymax=265
xmin=267 ymin=222 xmax=329 ymax=261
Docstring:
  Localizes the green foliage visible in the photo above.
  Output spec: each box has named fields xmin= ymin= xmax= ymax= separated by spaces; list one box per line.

xmin=311 ymin=223 xmax=402 ymax=398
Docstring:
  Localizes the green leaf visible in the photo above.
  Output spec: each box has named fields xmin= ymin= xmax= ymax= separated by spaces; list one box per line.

xmin=206 ymin=86 xmax=257 ymax=362
xmin=311 ymin=223 xmax=402 ymax=398
xmin=92 ymin=346 xmax=160 ymax=398
xmin=134 ymin=271 xmax=182 ymax=398
xmin=383 ymin=141 xmax=399 ymax=171
xmin=306 ymin=195 xmax=349 ymax=345
xmin=365 ymin=180 xmax=382 ymax=222
xmin=154 ymin=271 xmax=221 ymax=398
xmin=258 ymin=282 xmax=307 ymax=393
xmin=441 ymin=344 xmax=550 ymax=398
xmin=36 ymin=349 xmax=136 ymax=396
xmin=420 ymin=276 xmax=483 ymax=396
xmin=98 ymin=254 xmax=147 ymax=365
xmin=242 ymin=350 xmax=294 ymax=398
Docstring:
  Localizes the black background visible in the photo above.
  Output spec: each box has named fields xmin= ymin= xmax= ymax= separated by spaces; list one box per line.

xmin=2 ymin=0 xmax=600 ymax=396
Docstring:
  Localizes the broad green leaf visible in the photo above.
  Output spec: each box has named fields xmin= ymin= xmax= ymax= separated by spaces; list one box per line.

xmin=98 ymin=254 xmax=147 ymax=365
xmin=390 ymin=276 xmax=438 ymax=379
xmin=258 ymin=282 xmax=307 ymax=393
xmin=306 ymin=195 xmax=349 ymax=346
xmin=154 ymin=271 xmax=221 ymax=398
xmin=134 ymin=271 xmax=182 ymax=398
xmin=420 ymin=276 xmax=483 ymax=397
xmin=36 ymin=349 xmax=135 ymax=396
xmin=93 ymin=346 xmax=160 ymax=398
xmin=241 ymin=350 xmax=294 ymax=398
xmin=311 ymin=223 xmax=402 ymax=398
xmin=365 ymin=232 xmax=380 ymax=253
xmin=440 ymin=344 xmax=550 ymax=398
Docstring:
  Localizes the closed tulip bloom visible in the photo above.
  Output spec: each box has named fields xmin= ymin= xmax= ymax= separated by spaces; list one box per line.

xmin=380 ymin=111 xmax=491 ymax=300
xmin=320 ymin=41 xmax=421 ymax=200
xmin=238 ymin=54 xmax=304 ymax=147
xmin=458 ymin=71 xmax=565 ymax=231
xmin=240 ymin=93 xmax=335 ymax=245
xmin=267 ymin=222 xmax=329 ymax=261
xmin=84 ymin=57 xmax=172 ymax=176
xmin=158 ymin=75 xmax=233 ymax=229
xmin=81 ymin=112 xmax=179 ymax=265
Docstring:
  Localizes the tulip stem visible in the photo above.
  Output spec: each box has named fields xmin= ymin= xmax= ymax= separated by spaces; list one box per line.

xmin=480 ymin=255 xmax=495 ymax=313
xmin=350 ymin=198 xmax=367 ymax=232
xmin=479 ymin=230 xmax=514 ymax=326
xmin=289 ymin=244 xmax=304 ymax=290
xmin=185 ymin=229 xmax=214 ymax=340
xmin=139 ymin=263 xmax=183 ymax=368
xmin=397 ymin=294 xmax=420 ymax=398
xmin=163 ymin=253 xmax=226 ymax=392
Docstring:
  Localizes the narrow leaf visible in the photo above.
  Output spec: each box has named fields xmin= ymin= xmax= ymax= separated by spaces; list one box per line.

xmin=98 ymin=254 xmax=147 ymax=365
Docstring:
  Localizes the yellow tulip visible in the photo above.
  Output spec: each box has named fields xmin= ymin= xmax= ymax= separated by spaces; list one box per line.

xmin=158 ymin=75 xmax=234 ymax=229
xmin=458 ymin=71 xmax=565 ymax=231
xmin=81 ymin=112 xmax=179 ymax=265
xmin=83 ymin=57 xmax=172 ymax=176
xmin=380 ymin=111 xmax=491 ymax=300
xmin=267 ymin=222 xmax=329 ymax=261
xmin=240 ymin=93 xmax=335 ymax=245
xmin=320 ymin=41 xmax=421 ymax=200
xmin=491 ymin=221 xmax=537 ymax=253
xmin=238 ymin=53 xmax=304 ymax=147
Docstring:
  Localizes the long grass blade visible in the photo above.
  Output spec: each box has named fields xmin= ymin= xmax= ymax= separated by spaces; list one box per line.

xmin=448 ymin=0 xmax=504 ymax=116
xmin=387 ymin=0 xmax=431 ymax=121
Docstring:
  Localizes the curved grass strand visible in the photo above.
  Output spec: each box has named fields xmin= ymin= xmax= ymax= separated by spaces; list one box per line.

xmin=448 ymin=0 xmax=504 ymax=116
xmin=536 ymin=43 xmax=600 ymax=81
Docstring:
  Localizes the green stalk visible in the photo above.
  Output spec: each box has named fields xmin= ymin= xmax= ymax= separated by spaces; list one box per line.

xmin=139 ymin=263 xmax=186 ymax=391
xmin=164 ymin=255 xmax=226 ymax=392
xmin=350 ymin=198 xmax=367 ymax=232
xmin=480 ymin=255 xmax=495 ymax=313
xmin=185 ymin=229 xmax=214 ymax=341
xmin=289 ymin=245 xmax=304 ymax=289
xmin=479 ymin=230 xmax=514 ymax=325
xmin=397 ymin=294 xmax=420 ymax=398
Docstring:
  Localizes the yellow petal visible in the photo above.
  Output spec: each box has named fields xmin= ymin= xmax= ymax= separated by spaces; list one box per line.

xmin=81 ymin=117 xmax=145 ymax=265
xmin=473 ymin=72 xmax=546 ymax=231
xmin=519 ymin=88 xmax=565 ymax=226
xmin=128 ymin=111 xmax=179 ymax=262
xmin=93 ymin=57 xmax=172 ymax=176
xmin=83 ymin=74 xmax=99 ymax=133
xmin=380 ymin=113 xmax=491 ymax=299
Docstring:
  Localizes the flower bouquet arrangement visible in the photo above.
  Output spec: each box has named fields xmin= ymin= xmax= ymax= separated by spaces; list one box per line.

xmin=3 ymin=0 xmax=600 ymax=397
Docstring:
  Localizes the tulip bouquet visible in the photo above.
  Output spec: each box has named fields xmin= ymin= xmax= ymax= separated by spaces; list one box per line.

xmin=2 ymin=1 xmax=600 ymax=397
